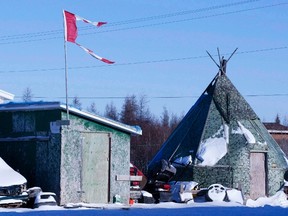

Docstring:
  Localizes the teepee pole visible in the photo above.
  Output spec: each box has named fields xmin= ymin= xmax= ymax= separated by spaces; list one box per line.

xmin=206 ymin=50 xmax=220 ymax=69
xmin=227 ymin=48 xmax=238 ymax=62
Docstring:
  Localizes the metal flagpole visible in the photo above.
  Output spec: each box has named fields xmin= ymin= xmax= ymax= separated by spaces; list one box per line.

xmin=63 ymin=12 xmax=69 ymax=121
xmin=64 ymin=41 xmax=69 ymax=120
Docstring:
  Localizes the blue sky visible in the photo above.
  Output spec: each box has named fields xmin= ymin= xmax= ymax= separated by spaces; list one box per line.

xmin=0 ymin=0 xmax=287 ymax=122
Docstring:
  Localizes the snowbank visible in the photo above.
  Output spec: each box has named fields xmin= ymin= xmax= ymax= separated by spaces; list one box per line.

xmin=246 ymin=191 xmax=288 ymax=208
xmin=0 ymin=157 xmax=26 ymax=186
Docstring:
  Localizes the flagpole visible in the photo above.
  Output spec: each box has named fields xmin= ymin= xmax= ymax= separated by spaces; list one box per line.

xmin=62 ymin=10 xmax=114 ymax=123
xmin=64 ymin=41 xmax=69 ymax=120
xmin=63 ymin=11 xmax=69 ymax=120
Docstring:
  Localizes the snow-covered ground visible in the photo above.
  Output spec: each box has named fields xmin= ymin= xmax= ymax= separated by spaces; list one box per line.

xmin=1 ymin=157 xmax=288 ymax=215
xmin=0 ymin=201 xmax=287 ymax=216
xmin=0 ymin=187 xmax=288 ymax=215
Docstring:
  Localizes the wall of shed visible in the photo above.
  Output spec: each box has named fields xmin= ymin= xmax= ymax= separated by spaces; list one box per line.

xmin=0 ymin=110 xmax=62 ymax=202
xmin=0 ymin=109 xmax=132 ymax=206
xmin=60 ymin=113 xmax=131 ymax=205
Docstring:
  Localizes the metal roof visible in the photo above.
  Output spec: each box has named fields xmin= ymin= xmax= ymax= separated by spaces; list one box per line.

xmin=0 ymin=101 xmax=142 ymax=135
xmin=0 ymin=89 xmax=14 ymax=101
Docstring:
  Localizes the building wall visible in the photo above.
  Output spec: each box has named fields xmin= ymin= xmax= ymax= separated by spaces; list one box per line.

xmin=272 ymin=134 xmax=288 ymax=140
xmin=60 ymin=113 xmax=131 ymax=205
xmin=270 ymin=134 xmax=288 ymax=156
xmin=0 ymin=110 xmax=62 ymax=201
xmin=0 ymin=109 xmax=132 ymax=205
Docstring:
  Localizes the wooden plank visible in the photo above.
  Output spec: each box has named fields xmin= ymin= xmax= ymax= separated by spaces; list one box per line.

xmin=116 ymin=175 xmax=142 ymax=181
xmin=81 ymin=132 xmax=110 ymax=203
xmin=130 ymin=176 xmax=143 ymax=181
xmin=250 ymin=152 xmax=266 ymax=200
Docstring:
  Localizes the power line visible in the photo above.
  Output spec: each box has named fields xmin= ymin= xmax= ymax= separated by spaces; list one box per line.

xmin=0 ymin=46 xmax=286 ymax=74
xmin=80 ymin=2 xmax=287 ymax=35
xmin=14 ymin=93 xmax=288 ymax=100
xmin=0 ymin=1 xmax=286 ymax=45
xmin=83 ymin=0 xmax=262 ymax=28
xmin=0 ymin=0 xmax=261 ymax=40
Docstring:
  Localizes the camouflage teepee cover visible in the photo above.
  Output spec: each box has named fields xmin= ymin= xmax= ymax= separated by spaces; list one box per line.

xmin=148 ymin=71 xmax=288 ymax=198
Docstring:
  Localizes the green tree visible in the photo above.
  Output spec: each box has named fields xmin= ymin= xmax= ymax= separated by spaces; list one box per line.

xmin=22 ymin=87 xmax=33 ymax=102
xmin=275 ymin=114 xmax=281 ymax=124
xmin=72 ymin=96 xmax=82 ymax=110
xmin=120 ymin=95 xmax=138 ymax=125
xmin=88 ymin=102 xmax=99 ymax=115
xmin=104 ymin=101 xmax=119 ymax=121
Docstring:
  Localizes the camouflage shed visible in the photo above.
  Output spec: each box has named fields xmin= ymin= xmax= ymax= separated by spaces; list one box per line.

xmin=148 ymin=69 xmax=288 ymax=200
xmin=0 ymin=101 xmax=142 ymax=205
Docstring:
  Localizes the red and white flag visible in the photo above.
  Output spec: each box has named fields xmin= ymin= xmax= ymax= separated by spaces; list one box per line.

xmin=76 ymin=43 xmax=114 ymax=64
xmin=63 ymin=10 xmax=77 ymax=43
xmin=63 ymin=10 xmax=114 ymax=64
xmin=63 ymin=10 xmax=106 ymax=43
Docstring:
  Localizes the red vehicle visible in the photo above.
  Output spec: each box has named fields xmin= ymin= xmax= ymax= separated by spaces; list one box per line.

xmin=130 ymin=163 xmax=147 ymax=202
xmin=130 ymin=163 xmax=147 ymax=189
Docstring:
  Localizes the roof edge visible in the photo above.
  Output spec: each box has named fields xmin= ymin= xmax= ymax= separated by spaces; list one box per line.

xmin=0 ymin=102 xmax=142 ymax=136
xmin=0 ymin=90 xmax=14 ymax=101
xmin=267 ymin=130 xmax=288 ymax=134
xmin=59 ymin=105 xmax=142 ymax=135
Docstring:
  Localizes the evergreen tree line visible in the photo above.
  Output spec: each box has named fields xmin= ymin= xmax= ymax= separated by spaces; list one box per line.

xmin=22 ymin=87 xmax=183 ymax=172
xmin=62 ymin=93 xmax=184 ymax=173
xmin=101 ymin=94 xmax=184 ymax=173
xmin=74 ymin=94 xmax=184 ymax=173
xmin=67 ymin=95 xmax=183 ymax=173
xmin=22 ymin=88 xmax=288 ymax=174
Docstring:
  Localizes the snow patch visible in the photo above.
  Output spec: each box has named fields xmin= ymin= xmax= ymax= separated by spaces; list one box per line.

xmin=232 ymin=121 xmax=256 ymax=144
xmin=196 ymin=125 xmax=228 ymax=166
xmin=0 ymin=157 xmax=27 ymax=186
xmin=226 ymin=189 xmax=244 ymax=205
xmin=246 ymin=191 xmax=288 ymax=207
xmin=284 ymin=157 xmax=288 ymax=166
xmin=173 ymin=155 xmax=192 ymax=166
xmin=224 ymin=123 xmax=229 ymax=144
xmin=141 ymin=190 xmax=153 ymax=198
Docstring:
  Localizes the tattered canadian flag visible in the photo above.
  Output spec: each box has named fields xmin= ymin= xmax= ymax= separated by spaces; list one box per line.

xmin=63 ymin=10 xmax=114 ymax=64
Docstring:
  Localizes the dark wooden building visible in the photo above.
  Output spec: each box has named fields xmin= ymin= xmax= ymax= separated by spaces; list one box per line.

xmin=264 ymin=122 xmax=288 ymax=156
xmin=0 ymin=101 xmax=142 ymax=205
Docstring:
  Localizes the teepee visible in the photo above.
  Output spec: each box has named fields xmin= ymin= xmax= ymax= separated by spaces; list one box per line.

xmin=147 ymin=53 xmax=288 ymax=200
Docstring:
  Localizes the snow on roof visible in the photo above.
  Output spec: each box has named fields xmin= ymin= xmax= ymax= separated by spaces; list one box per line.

xmin=0 ymin=157 xmax=26 ymax=186
xmin=234 ymin=121 xmax=256 ymax=144
xmin=232 ymin=121 xmax=267 ymax=145
xmin=0 ymin=101 xmax=142 ymax=135
xmin=0 ymin=89 xmax=14 ymax=102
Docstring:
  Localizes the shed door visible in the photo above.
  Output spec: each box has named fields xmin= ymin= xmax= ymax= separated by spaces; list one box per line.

xmin=81 ymin=132 xmax=110 ymax=203
xmin=250 ymin=152 xmax=266 ymax=200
